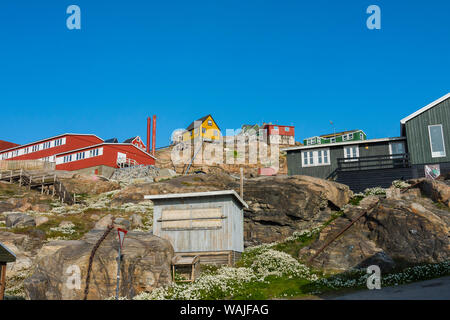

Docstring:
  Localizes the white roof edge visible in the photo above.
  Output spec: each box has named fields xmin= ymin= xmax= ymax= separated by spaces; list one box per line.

xmin=400 ymin=93 xmax=450 ymax=124
xmin=54 ymin=143 xmax=157 ymax=160
xmin=0 ymin=133 xmax=104 ymax=154
xmin=0 ymin=242 xmax=17 ymax=259
xmin=282 ymin=136 xmax=406 ymax=152
xmin=144 ymin=190 xmax=248 ymax=209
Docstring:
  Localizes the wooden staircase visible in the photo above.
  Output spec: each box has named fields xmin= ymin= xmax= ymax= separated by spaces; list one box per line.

xmin=0 ymin=169 xmax=75 ymax=205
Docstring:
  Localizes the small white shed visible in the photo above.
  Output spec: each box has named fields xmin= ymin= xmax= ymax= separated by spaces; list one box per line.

xmin=144 ymin=190 xmax=248 ymax=266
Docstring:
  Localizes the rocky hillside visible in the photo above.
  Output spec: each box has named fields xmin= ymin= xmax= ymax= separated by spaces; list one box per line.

xmin=0 ymin=169 xmax=449 ymax=299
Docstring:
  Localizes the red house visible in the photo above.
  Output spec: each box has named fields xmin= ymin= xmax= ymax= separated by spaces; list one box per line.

xmin=55 ymin=143 xmax=155 ymax=170
xmin=123 ymin=136 xmax=146 ymax=151
xmin=0 ymin=133 xmax=156 ymax=177
xmin=0 ymin=134 xmax=103 ymax=162
xmin=262 ymin=124 xmax=295 ymax=145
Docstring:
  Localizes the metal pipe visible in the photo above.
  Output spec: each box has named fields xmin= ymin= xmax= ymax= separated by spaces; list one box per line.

xmin=152 ymin=115 xmax=156 ymax=156
xmin=147 ymin=117 xmax=151 ymax=154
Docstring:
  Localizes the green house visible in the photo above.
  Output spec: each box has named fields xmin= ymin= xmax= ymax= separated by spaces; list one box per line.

xmin=400 ymin=92 xmax=450 ymax=173
xmin=303 ymin=130 xmax=366 ymax=146
xmin=284 ymin=92 xmax=450 ymax=192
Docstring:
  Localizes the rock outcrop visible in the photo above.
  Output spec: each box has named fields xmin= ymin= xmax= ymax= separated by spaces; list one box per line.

xmin=6 ymin=213 xmax=36 ymax=228
xmin=408 ymin=178 xmax=450 ymax=208
xmin=60 ymin=175 xmax=120 ymax=195
xmin=299 ymin=188 xmax=450 ymax=272
xmin=24 ymin=230 xmax=173 ymax=300
xmin=112 ymin=173 xmax=352 ymax=245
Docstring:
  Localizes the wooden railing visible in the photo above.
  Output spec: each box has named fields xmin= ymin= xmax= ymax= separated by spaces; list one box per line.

xmin=337 ymin=153 xmax=410 ymax=171
xmin=0 ymin=169 xmax=74 ymax=205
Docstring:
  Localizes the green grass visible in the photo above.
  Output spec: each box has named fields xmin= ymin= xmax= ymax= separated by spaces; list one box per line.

xmin=349 ymin=196 xmax=364 ymax=206
xmin=231 ymin=275 xmax=314 ymax=300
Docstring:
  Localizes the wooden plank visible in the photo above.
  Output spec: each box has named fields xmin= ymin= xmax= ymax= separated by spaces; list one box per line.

xmin=0 ymin=264 xmax=6 ymax=300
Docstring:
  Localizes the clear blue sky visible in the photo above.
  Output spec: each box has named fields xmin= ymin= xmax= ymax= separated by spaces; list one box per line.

xmin=0 ymin=0 xmax=449 ymax=147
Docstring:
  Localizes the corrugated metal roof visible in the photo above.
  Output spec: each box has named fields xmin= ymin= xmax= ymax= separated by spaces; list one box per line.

xmin=144 ymin=190 xmax=248 ymax=208
xmin=0 ymin=242 xmax=16 ymax=263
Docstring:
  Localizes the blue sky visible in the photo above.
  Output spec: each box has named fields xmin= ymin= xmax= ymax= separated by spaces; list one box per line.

xmin=0 ymin=0 xmax=449 ymax=147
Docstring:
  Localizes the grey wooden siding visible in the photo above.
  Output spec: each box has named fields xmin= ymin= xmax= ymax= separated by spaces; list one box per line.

xmin=405 ymin=98 xmax=450 ymax=165
xmin=152 ymin=195 xmax=244 ymax=253
xmin=286 ymin=141 xmax=394 ymax=179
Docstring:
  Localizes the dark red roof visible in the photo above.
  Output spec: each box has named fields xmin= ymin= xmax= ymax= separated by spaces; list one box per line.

xmin=0 ymin=140 xmax=20 ymax=152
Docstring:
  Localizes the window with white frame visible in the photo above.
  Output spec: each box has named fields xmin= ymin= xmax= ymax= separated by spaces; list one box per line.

xmin=343 ymin=146 xmax=359 ymax=161
xmin=330 ymin=137 xmax=336 ymax=143
xmin=63 ymin=155 xmax=72 ymax=163
xmin=285 ymin=127 xmax=289 ymax=132
xmin=348 ymin=133 xmax=353 ymax=140
xmin=342 ymin=134 xmax=348 ymax=141
xmin=428 ymin=124 xmax=446 ymax=158
xmin=389 ymin=141 xmax=405 ymax=159
xmin=302 ymin=148 xmax=330 ymax=167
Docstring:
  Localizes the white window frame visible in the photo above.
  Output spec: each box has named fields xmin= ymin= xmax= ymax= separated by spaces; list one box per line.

xmin=343 ymin=146 xmax=359 ymax=162
xmin=301 ymin=148 xmax=330 ymax=167
xmin=428 ymin=124 xmax=446 ymax=158
xmin=389 ymin=141 xmax=406 ymax=159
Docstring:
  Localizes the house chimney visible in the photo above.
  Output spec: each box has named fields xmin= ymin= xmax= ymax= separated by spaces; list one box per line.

xmin=152 ymin=115 xmax=156 ymax=156
xmin=147 ymin=117 xmax=151 ymax=154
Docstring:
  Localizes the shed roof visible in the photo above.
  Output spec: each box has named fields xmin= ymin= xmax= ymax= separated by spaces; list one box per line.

xmin=144 ymin=190 xmax=248 ymax=208
xmin=0 ymin=242 xmax=16 ymax=263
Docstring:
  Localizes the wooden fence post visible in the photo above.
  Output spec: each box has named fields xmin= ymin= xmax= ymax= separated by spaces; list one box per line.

xmin=0 ymin=263 xmax=6 ymax=300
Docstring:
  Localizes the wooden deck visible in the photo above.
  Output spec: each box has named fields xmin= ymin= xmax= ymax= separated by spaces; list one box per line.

xmin=0 ymin=169 xmax=75 ymax=204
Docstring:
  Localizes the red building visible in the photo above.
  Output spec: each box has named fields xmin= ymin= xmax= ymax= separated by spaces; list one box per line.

xmin=123 ymin=136 xmax=146 ymax=151
xmin=0 ymin=134 xmax=103 ymax=162
xmin=262 ymin=124 xmax=295 ymax=145
xmin=55 ymin=143 xmax=155 ymax=171
xmin=0 ymin=133 xmax=156 ymax=175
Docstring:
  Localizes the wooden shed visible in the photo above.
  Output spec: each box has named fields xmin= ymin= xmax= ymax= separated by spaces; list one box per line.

xmin=144 ymin=190 xmax=248 ymax=266
xmin=0 ymin=242 xmax=16 ymax=300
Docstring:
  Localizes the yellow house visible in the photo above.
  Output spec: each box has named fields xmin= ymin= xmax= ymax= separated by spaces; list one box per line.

xmin=182 ymin=114 xmax=221 ymax=142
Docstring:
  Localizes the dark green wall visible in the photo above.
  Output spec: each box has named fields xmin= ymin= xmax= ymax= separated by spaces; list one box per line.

xmin=286 ymin=141 xmax=396 ymax=179
xmin=405 ymin=98 xmax=450 ymax=165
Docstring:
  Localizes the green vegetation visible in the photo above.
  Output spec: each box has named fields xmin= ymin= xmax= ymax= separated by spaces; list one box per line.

xmin=349 ymin=195 xmax=364 ymax=206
